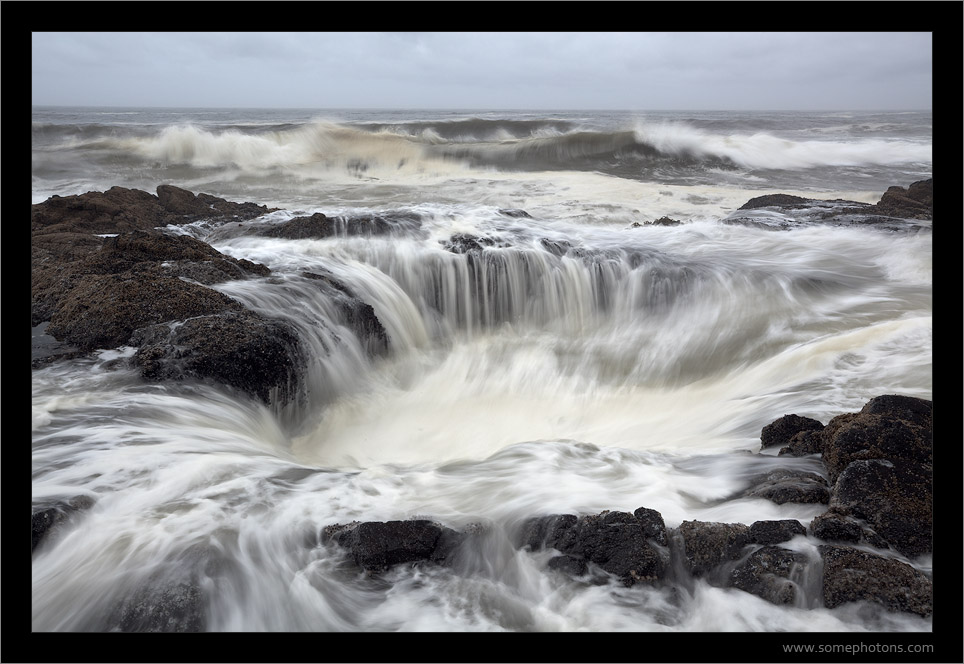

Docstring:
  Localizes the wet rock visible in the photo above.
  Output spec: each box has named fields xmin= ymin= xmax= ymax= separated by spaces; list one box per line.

xmin=863 ymin=179 xmax=932 ymax=220
xmin=519 ymin=508 xmax=669 ymax=586
xmin=738 ymin=193 xmax=814 ymax=210
xmin=821 ymin=400 xmax=932 ymax=483
xmin=677 ymin=520 xmax=751 ymax=577
xmin=749 ymin=519 xmax=806 ymax=545
xmin=324 ymin=520 xmax=462 ymax=572
xmin=498 ymin=208 xmax=532 ymax=218
xmin=741 ymin=468 xmax=830 ymax=505
xmin=809 ymin=510 xmax=889 ymax=549
xmin=728 ymin=545 xmax=807 ymax=605
xmin=760 ymin=413 xmax=824 ymax=451
xmin=442 ymin=233 xmax=502 ymax=254
xmin=115 ymin=581 xmax=205 ymax=632
xmin=830 ymin=459 xmax=931 ymax=558
xmin=302 ymin=272 xmax=389 ymax=355
xmin=31 ymin=496 xmax=95 ymax=552
xmin=261 ymin=211 xmax=422 ymax=240
xmin=131 ymin=310 xmax=306 ymax=406
xmin=819 ymin=545 xmax=931 ymax=617
xmin=778 ymin=429 xmax=825 ymax=457
xmin=46 ymin=271 xmax=248 ymax=352
xmin=31 ymin=185 xmax=274 ymax=236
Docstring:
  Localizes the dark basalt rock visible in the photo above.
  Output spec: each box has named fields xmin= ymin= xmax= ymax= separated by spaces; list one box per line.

xmin=46 ymin=271 xmax=248 ymax=352
xmin=830 ymin=459 xmax=932 ymax=558
xmin=131 ymin=310 xmax=306 ymax=406
xmin=31 ymin=185 xmax=275 ymax=236
xmin=520 ymin=509 xmax=669 ymax=587
xmin=738 ymin=193 xmax=814 ymax=210
xmin=442 ymin=233 xmax=504 ymax=254
xmin=760 ymin=414 xmax=824 ymax=451
xmin=323 ymin=520 xmax=464 ymax=572
xmin=741 ymin=468 xmax=830 ymax=505
xmin=302 ymin=272 xmax=389 ymax=355
xmin=809 ymin=510 xmax=889 ymax=549
xmin=778 ymin=429 xmax=825 ymax=457
xmin=748 ymin=519 xmax=806 ymax=545
xmin=31 ymin=496 xmax=95 ymax=553
xmin=819 ymin=545 xmax=932 ymax=617
xmin=260 ymin=211 xmax=422 ymax=240
xmin=728 ymin=545 xmax=807 ymax=605
xmin=727 ymin=180 xmax=932 ymax=230
xmin=677 ymin=520 xmax=751 ymax=577
xmin=821 ymin=406 xmax=932 ymax=483
xmin=114 ymin=581 xmax=205 ymax=633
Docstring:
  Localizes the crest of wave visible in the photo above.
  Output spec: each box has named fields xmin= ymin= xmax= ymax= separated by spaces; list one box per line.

xmin=130 ymin=121 xmax=439 ymax=176
xmin=633 ymin=121 xmax=932 ymax=170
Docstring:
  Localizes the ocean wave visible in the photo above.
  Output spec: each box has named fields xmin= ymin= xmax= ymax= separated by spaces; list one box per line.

xmin=31 ymin=116 xmax=933 ymax=185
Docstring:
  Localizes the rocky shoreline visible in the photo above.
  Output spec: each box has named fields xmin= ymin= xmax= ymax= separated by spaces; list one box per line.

xmin=31 ymin=181 xmax=933 ymax=630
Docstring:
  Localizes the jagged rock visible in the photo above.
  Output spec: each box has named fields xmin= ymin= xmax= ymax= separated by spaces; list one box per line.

xmin=323 ymin=520 xmax=463 ymax=572
xmin=865 ymin=179 xmax=932 ymax=220
xmin=31 ymin=185 xmax=274 ymax=237
xmin=302 ymin=272 xmax=389 ymax=355
xmin=778 ymin=430 xmax=824 ymax=457
xmin=819 ymin=545 xmax=932 ymax=617
xmin=760 ymin=414 xmax=824 ymax=451
xmin=741 ymin=468 xmax=830 ymax=505
xmin=830 ymin=459 xmax=931 ymax=558
xmin=260 ymin=211 xmax=422 ymax=240
xmin=821 ymin=397 xmax=932 ymax=483
xmin=115 ymin=581 xmax=205 ymax=632
xmin=131 ymin=310 xmax=306 ymax=406
xmin=31 ymin=496 xmax=95 ymax=553
xmin=748 ymin=519 xmax=806 ymax=545
xmin=442 ymin=233 xmax=502 ymax=254
xmin=809 ymin=510 xmax=889 ymax=549
xmin=45 ymin=271 xmax=248 ymax=352
xmin=728 ymin=545 xmax=807 ymax=605
xmin=677 ymin=520 xmax=751 ymax=577
xmin=518 ymin=508 xmax=669 ymax=586
xmin=738 ymin=193 xmax=814 ymax=210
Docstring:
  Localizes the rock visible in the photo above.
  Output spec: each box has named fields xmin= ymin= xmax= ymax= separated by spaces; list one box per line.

xmin=31 ymin=496 xmax=95 ymax=553
xmin=760 ymin=414 xmax=824 ymax=451
xmin=324 ymin=520 xmax=462 ymax=572
xmin=46 ymin=271 xmax=248 ymax=352
xmin=819 ymin=545 xmax=931 ymax=617
xmin=830 ymin=459 xmax=931 ymax=558
xmin=728 ymin=181 xmax=933 ymax=230
xmin=260 ymin=211 xmax=422 ymax=240
xmin=809 ymin=510 xmax=889 ymax=549
xmin=518 ymin=508 xmax=669 ymax=586
xmin=131 ymin=310 xmax=306 ymax=406
xmin=741 ymin=468 xmax=830 ymax=505
xmin=821 ymin=399 xmax=932 ymax=483
xmin=778 ymin=430 xmax=825 ymax=457
xmin=868 ymin=179 xmax=932 ymax=220
xmin=728 ymin=545 xmax=807 ymax=605
xmin=677 ymin=520 xmax=751 ymax=577
xmin=498 ymin=208 xmax=532 ymax=218
xmin=748 ymin=519 xmax=806 ymax=545
xmin=442 ymin=233 xmax=501 ymax=254
xmin=738 ymin=193 xmax=813 ymax=210
xmin=31 ymin=185 xmax=274 ymax=237
xmin=115 ymin=581 xmax=205 ymax=632
xmin=302 ymin=272 xmax=389 ymax=355
xmin=650 ymin=216 xmax=681 ymax=226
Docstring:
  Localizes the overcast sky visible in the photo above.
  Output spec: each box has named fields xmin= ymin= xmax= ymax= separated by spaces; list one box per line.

xmin=31 ymin=32 xmax=932 ymax=111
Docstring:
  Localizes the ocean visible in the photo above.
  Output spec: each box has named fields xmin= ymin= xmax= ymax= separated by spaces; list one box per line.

xmin=31 ymin=107 xmax=932 ymax=635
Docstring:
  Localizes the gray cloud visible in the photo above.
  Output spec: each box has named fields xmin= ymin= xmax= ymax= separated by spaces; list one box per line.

xmin=31 ymin=32 xmax=932 ymax=110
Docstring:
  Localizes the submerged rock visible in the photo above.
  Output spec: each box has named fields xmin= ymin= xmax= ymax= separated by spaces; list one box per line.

xmin=726 ymin=179 xmax=932 ymax=230
xmin=323 ymin=520 xmax=465 ymax=572
xmin=819 ymin=545 xmax=932 ymax=617
xmin=519 ymin=508 xmax=670 ymax=587
xmin=740 ymin=468 xmax=830 ymax=505
xmin=31 ymin=496 xmax=95 ymax=553
xmin=728 ymin=545 xmax=807 ymax=605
